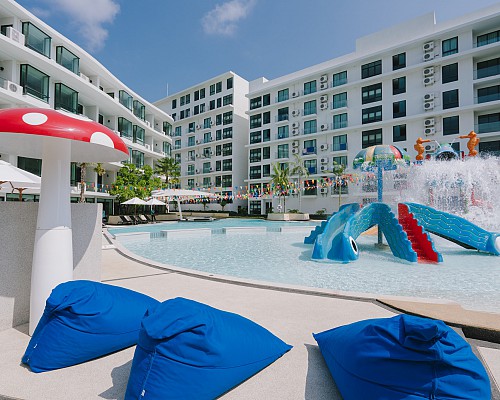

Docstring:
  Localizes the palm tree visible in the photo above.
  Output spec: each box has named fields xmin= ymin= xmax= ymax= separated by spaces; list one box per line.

xmin=154 ymin=157 xmax=180 ymax=188
xmin=270 ymin=162 xmax=290 ymax=212
xmin=289 ymin=153 xmax=309 ymax=212
xmin=78 ymin=162 xmax=106 ymax=203
xmin=332 ymin=161 xmax=347 ymax=209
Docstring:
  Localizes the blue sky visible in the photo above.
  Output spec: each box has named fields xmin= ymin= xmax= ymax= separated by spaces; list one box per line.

xmin=16 ymin=0 xmax=500 ymax=103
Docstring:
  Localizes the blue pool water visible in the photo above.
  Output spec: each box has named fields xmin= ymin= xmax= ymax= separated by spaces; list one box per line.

xmin=109 ymin=219 xmax=500 ymax=313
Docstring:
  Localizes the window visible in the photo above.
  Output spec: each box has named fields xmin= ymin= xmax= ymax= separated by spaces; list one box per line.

xmin=332 ymin=156 xmax=348 ymax=167
xmin=56 ymin=46 xmax=79 ymax=74
xmin=227 ymin=77 xmax=233 ymax=89
xmin=250 ymin=131 xmax=261 ymax=144
xmin=185 ymin=94 xmax=190 ymax=104
xmin=131 ymin=150 xmax=144 ymax=168
xmin=443 ymin=89 xmax=459 ymax=109
xmin=442 ymin=37 xmax=458 ymax=56
xmin=361 ymin=60 xmax=382 ymax=79
xmin=304 ymin=80 xmax=317 ymax=95
xmin=477 ymin=57 xmax=500 ymax=79
xmin=203 ymin=177 xmax=211 ymax=187
xmin=333 ymin=113 xmax=347 ymax=129
xmin=393 ymin=124 xmax=406 ymax=142
xmin=443 ymin=116 xmax=459 ymax=136
xmin=223 ymin=127 xmax=232 ymax=139
xmin=303 ymin=120 xmax=317 ymax=135
xmin=332 ymin=71 xmax=347 ymax=87
xmin=210 ymin=84 xmax=215 ymax=95
xmin=222 ymin=159 xmax=232 ymax=171
xmin=249 ymin=166 xmax=261 ymax=179
xmin=278 ymin=125 xmax=289 ymax=139
xmin=223 ymin=111 xmax=233 ymax=125
xmin=277 ymin=107 xmax=289 ymax=121
xmin=362 ymin=128 xmax=382 ymax=148
xmin=203 ymin=132 xmax=212 ymax=143
xmin=172 ymin=99 xmax=177 ymax=109
xmin=304 ymin=100 xmax=317 ymax=116
xmin=133 ymin=100 xmax=145 ymax=120
xmin=203 ymin=117 xmax=211 ymax=129
xmin=332 ymin=134 xmax=347 ymax=151
xmin=393 ymin=100 xmax=406 ymax=118
xmin=54 ymin=83 xmax=78 ymax=113
xmin=222 ymin=143 xmax=232 ymax=156
xmin=118 ymin=117 xmax=133 ymax=140
xmin=392 ymin=53 xmax=406 ymax=70
xmin=250 ymin=148 xmax=261 ymax=163
xmin=477 ymin=113 xmax=500 ymax=134
xmin=478 ymin=85 xmax=500 ymax=103
xmin=200 ymin=88 xmax=206 ymax=99
xmin=303 ymin=179 xmax=317 ymax=196
xmin=263 ymin=129 xmax=271 ymax=142
xmin=250 ymin=114 xmax=261 ymax=129
xmin=262 ymin=146 xmax=270 ymax=159
xmin=163 ymin=122 xmax=172 ymax=136
xmin=304 ymin=159 xmax=317 ymax=175
xmin=187 ymin=136 xmax=195 ymax=147
xmin=20 ymin=64 xmax=49 ymax=102
xmin=477 ymin=29 xmax=500 ymax=47
xmin=328 ymin=93 xmax=345 ymax=111
xmin=187 ymin=150 xmax=195 ymax=161
xmin=216 ymin=81 xmax=222 ymax=93
xmin=163 ymin=142 xmax=171 ymax=157
xmin=362 ymin=83 xmax=382 ymax=104
xmin=194 ymin=90 xmax=200 ymax=101
xmin=263 ymin=94 xmax=271 ymax=106
xmin=362 ymin=105 xmax=382 ymax=124
xmin=392 ymin=77 xmax=406 ymax=95
xmin=215 ymin=114 xmax=222 ymax=125
xmin=17 ymin=156 xmax=42 ymax=177
xmin=442 ymin=63 xmax=458 ymax=83
xmin=479 ymin=140 xmax=500 ymax=156
xmin=174 ymin=126 xmax=182 ymax=137
xmin=277 ymin=144 xmax=289 ymax=159
xmin=180 ymin=95 xmax=185 ymax=106
xmin=250 ymin=96 xmax=262 ymax=110
xmin=303 ymin=139 xmax=316 ymax=155
xmin=187 ymin=165 xmax=195 ymax=176
xmin=199 ymin=103 xmax=205 ymax=113
xmin=277 ymin=88 xmax=289 ymax=102
xmin=119 ymin=90 xmax=133 ymax=110
xmin=133 ymin=125 xmax=145 ymax=145
xmin=262 ymin=164 xmax=271 ymax=177
xmin=217 ymin=98 xmax=222 ymax=108
xmin=215 ymin=129 xmax=222 ymax=141
xmin=262 ymin=111 xmax=270 ymax=125
xmin=223 ymin=94 xmax=233 ymax=106
xmin=215 ymin=145 xmax=222 ymax=156
xmin=22 ymin=22 xmax=51 ymax=57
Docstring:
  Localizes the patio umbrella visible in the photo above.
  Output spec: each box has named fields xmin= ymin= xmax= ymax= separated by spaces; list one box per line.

xmin=0 ymin=160 xmax=41 ymax=201
xmin=353 ymin=145 xmax=410 ymax=244
xmin=145 ymin=198 xmax=166 ymax=206
xmin=121 ymin=197 xmax=147 ymax=218
xmin=151 ymin=189 xmax=219 ymax=220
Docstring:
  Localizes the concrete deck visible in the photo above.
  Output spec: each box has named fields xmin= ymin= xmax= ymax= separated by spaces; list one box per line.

xmin=0 ymin=234 xmax=499 ymax=399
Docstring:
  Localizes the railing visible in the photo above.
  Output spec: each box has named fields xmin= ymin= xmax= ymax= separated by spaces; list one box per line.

xmin=475 ymin=121 xmax=500 ymax=134
xmin=475 ymin=65 xmax=500 ymax=79
xmin=275 ymin=114 xmax=289 ymax=122
xmin=332 ymin=99 xmax=348 ymax=109
xmin=476 ymin=93 xmax=500 ymax=104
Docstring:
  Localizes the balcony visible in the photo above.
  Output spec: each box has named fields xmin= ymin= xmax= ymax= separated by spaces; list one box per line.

xmin=302 ymin=147 xmax=317 ymax=155
xmin=476 ymin=121 xmax=500 ymax=134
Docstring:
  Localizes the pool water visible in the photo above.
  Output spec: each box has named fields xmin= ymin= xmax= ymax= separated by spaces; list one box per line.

xmin=109 ymin=220 xmax=500 ymax=313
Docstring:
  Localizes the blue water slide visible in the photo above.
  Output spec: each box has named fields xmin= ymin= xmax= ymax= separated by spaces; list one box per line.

xmin=304 ymin=203 xmax=359 ymax=244
xmin=404 ymin=203 xmax=500 ymax=256
xmin=313 ymin=203 xmax=417 ymax=263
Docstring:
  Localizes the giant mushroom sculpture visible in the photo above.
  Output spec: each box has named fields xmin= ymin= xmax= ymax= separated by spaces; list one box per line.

xmin=0 ymin=108 xmax=128 ymax=334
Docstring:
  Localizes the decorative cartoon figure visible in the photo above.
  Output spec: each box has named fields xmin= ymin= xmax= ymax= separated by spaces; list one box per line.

xmin=414 ymin=137 xmax=431 ymax=161
xmin=459 ymin=130 xmax=480 ymax=157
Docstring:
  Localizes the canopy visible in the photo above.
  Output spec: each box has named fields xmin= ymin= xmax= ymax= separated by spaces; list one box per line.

xmin=353 ymin=144 xmax=410 ymax=172
xmin=145 ymin=198 xmax=166 ymax=206
xmin=121 ymin=197 xmax=147 ymax=205
xmin=152 ymin=189 xmax=219 ymax=199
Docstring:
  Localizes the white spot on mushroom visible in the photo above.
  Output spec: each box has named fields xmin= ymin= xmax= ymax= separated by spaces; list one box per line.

xmin=90 ymin=132 xmax=114 ymax=148
xmin=22 ymin=112 xmax=48 ymax=126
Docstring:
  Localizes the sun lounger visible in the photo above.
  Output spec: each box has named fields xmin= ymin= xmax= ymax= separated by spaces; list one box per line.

xmin=137 ymin=215 xmax=149 ymax=223
xmin=119 ymin=215 xmax=133 ymax=225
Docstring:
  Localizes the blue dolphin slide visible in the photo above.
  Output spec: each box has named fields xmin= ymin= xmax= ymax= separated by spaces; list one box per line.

xmin=306 ymin=202 xmax=499 ymax=263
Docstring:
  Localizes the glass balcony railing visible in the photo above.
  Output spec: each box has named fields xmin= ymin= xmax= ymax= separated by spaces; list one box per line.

xmin=475 ymin=65 xmax=500 ymax=79
xmin=476 ymin=121 xmax=500 ymax=133
xmin=476 ymin=93 xmax=500 ymax=104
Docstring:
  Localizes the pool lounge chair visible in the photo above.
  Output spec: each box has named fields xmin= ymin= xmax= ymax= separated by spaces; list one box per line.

xmin=119 ymin=215 xmax=133 ymax=225
xmin=137 ymin=215 xmax=149 ymax=224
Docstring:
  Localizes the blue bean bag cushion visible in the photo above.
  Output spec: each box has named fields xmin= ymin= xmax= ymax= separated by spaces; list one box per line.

xmin=125 ymin=297 xmax=292 ymax=400
xmin=22 ymin=280 xmax=159 ymax=373
xmin=313 ymin=314 xmax=490 ymax=400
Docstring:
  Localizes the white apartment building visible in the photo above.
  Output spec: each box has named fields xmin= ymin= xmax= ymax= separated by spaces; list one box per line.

xmin=0 ymin=0 xmax=173 ymax=215
xmin=246 ymin=6 xmax=500 ymax=215
xmin=155 ymin=72 xmax=249 ymax=213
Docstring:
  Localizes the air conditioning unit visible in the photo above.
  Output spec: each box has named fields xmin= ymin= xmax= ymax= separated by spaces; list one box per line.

xmin=423 ymin=76 xmax=435 ymax=86
xmin=423 ymin=52 xmax=435 ymax=61
xmin=320 ymin=157 xmax=329 ymax=164
xmin=424 ymin=118 xmax=435 ymax=127
xmin=292 ymin=140 xmax=299 ymax=147
xmin=80 ymin=73 xmax=90 ymax=83
xmin=423 ymin=67 xmax=435 ymax=76
xmin=424 ymin=143 xmax=436 ymax=152
xmin=145 ymin=144 xmax=151 ymax=150
xmin=195 ymin=169 xmax=200 ymax=173
xmin=145 ymin=120 xmax=151 ymax=127
xmin=292 ymin=110 xmax=300 ymax=117
xmin=6 ymin=27 xmax=25 ymax=44
xmin=209 ymin=167 xmax=213 ymax=172
xmin=196 ymin=153 xmax=200 ymax=157
xmin=5 ymin=80 xmax=22 ymax=94
xmin=210 ymin=151 xmax=214 ymax=155
xmin=424 ymin=127 xmax=436 ymax=136
xmin=320 ymin=123 xmax=329 ymax=131
xmin=423 ymin=93 xmax=435 ymax=102
xmin=291 ymin=148 xmax=299 ymax=154
xmin=292 ymin=129 xmax=300 ymax=136
xmin=320 ymin=187 xmax=328 ymax=194
xmin=320 ymin=144 xmax=329 ymax=151
xmin=292 ymin=91 xmax=300 ymax=98
xmin=196 ymin=124 xmax=201 ymax=130
xmin=320 ymin=74 xmax=328 ymax=83
xmin=292 ymin=122 xmax=300 ymax=129
xmin=210 ymin=121 xmax=214 ymax=126
xmin=320 ymin=82 xmax=328 ymax=90
xmin=424 ymin=101 xmax=434 ymax=111
xmin=320 ymin=95 xmax=328 ymax=103
xmin=320 ymin=103 xmax=329 ymax=111
xmin=320 ymin=166 xmax=328 ymax=172
xmin=196 ymin=139 xmax=201 ymax=144
xmin=423 ymin=41 xmax=434 ymax=52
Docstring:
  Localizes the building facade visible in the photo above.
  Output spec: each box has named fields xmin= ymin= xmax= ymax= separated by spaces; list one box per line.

xmin=155 ymin=72 xmax=249 ymax=212
xmin=246 ymin=7 xmax=500 ymax=215
xmin=0 ymin=0 xmax=173 ymax=215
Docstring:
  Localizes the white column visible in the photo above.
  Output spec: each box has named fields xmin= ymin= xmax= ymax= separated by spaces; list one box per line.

xmin=30 ymin=138 xmax=73 ymax=335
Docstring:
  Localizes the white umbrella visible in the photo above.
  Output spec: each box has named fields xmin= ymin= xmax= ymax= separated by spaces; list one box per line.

xmin=145 ymin=198 xmax=166 ymax=206
xmin=151 ymin=189 xmax=219 ymax=220
xmin=0 ymin=160 xmax=41 ymax=201
xmin=121 ymin=197 xmax=147 ymax=205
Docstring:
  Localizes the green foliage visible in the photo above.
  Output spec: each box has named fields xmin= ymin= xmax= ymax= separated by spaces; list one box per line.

xmin=287 ymin=209 xmax=300 ymax=214
xmin=110 ymin=163 xmax=162 ymax=203
xmin=220 ymin=199 xmax=228 ymax=211
xmin=270 ymin=162 xmax=291 ymax=210
xmin=316 ymin=208 xmax=327 ymax=215
xmin=154 ymin=157 xmax=180 ymax=188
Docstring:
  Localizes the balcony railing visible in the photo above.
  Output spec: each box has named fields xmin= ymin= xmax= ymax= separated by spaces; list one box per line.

xmin=302 ymin=147 xmax=317 ymax=155
xmin=476 ymin=121 xmax=500 ymax=134
xmin=476 ymin=93 xmax=500 ymax=104
xmin=332 ymin=99 xmax=348 ymax=109
xmin=275 ymin=114 xmax=289 ymax=122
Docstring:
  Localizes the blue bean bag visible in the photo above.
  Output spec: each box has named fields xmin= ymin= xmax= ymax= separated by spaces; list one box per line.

xmin=313 ymin=314 xmax=491 ymax=400
xmin=125 ymin=297 xmax=292 ymax=400
xmin=22 ymin=280 xmax=159 ymax=372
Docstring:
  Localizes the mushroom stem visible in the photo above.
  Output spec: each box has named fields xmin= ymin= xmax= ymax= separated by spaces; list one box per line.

xmin=29 ymin=138 xmax=73 ymax=335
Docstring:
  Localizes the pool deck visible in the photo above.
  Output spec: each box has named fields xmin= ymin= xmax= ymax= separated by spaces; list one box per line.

xmin=0 ymin=232 xmax=499 ymax=399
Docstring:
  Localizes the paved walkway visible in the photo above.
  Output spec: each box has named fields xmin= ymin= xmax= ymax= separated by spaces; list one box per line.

xmin=0 ymin=235 xmax=498 ymax=399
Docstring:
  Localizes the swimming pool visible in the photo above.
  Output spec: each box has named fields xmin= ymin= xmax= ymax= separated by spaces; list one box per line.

xmin=109 ymin=219 xmax=500 ymax=313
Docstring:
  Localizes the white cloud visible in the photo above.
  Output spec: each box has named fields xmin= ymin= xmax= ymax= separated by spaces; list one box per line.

xmin=35 ymin=0 xmax=120 ymax=52
xmin=202 ymin=0 xmax=256 ymax=36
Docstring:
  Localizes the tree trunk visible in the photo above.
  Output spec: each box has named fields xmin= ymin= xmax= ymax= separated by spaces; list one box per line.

xmin=79 ymin=164 xmax=87 ymax=203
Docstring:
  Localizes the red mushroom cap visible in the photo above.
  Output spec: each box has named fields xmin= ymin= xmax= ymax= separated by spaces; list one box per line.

xmin=0 ymin=108 xmax=129 ymax=162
